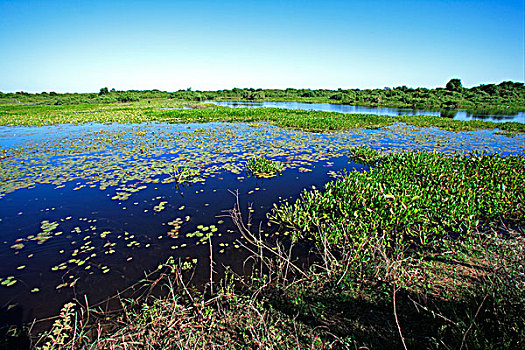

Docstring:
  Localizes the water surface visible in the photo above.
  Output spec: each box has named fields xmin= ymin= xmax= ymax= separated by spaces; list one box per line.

xmin=0 ymin=121 xmax=524 ymax=325
xmin=205 ymin=101 xmax=525 ymax=123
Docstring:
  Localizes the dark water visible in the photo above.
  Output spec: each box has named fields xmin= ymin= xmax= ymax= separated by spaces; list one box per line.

xmin=0 ymin=121 xmax=524 ymax=326
xmin=205 ymin=101 xmax=525 ymax=124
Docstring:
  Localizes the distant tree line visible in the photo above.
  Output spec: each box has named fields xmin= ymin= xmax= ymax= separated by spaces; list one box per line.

xmin=1 ymin=79 xmax=523 ymax=113
xmin=0 ymin=88 xmax=164 ymax=106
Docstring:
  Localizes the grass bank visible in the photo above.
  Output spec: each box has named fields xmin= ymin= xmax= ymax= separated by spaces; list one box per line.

xmin=1 ymin=101 xmax=524 ymax=134
xmin=10 ymin=150 xmax=523 ymax=349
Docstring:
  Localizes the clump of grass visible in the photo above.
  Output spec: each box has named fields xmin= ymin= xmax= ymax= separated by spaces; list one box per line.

xmin=245 ymin=156 xmax=284 ymax=178
xmin=171 ymin=165 xmax=200 ymax=183
xmin=348 ymin=145 xmax=385 ymax=164
xmin=495 ymin=130 xmax=517 ymax=137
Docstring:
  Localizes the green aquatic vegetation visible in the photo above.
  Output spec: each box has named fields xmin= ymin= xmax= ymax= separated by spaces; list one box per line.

xmin=111 ymin=192 xmax=132 ymax=201
xmin=12 ymin=215 xmax=154 ymax=292
xmin=10 ymin=243 xmax=24 ymax=250
xmin=0 ymin=110 xmax=523 ymax=344
xmin=1 ymin=112 xmax=516 ymax=348
xmin=2 ymin=122 xmax=522 ymax=202
xmin=103 ymin=241 xmax=116 ymax=251
xmin=326 ymin=170 xmax=343 ymax=179
xmin=271 ymin=151 xmax=525 ymax=251
xmin=153 ymin=201 xmax=168 ymax=212
xmin=185 ymin=231 xmax=199 ymax=238
xmin=1 ymin=276 xmax=17 ymax=287
xmin=395 ymin=114 xmax=525 ymax=133
xmin=1 ymin=99 xmax=524 ymax=135
xmin=495 ymin=130 xmax=517 ymax=137
xmin=41 ymin=220 xmax=59 ymax=232
xmin=126 ymin=241 xmax=140 ymax=248
xmin=167 ymin=218 xmax=184 ymax=238
xmin=13 ymin=220 xmax=62 ymax=246
xmin=348 ymin=145 xmax=385 ymax=165
xmin=245 ymin=156 xmax=284 ymax=178
xmin=171 ymin=165 xmax=201 ymax=184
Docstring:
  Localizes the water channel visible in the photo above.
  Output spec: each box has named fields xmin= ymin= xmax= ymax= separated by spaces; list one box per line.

xmin=205 ymin=100 xmax=525 ymax=123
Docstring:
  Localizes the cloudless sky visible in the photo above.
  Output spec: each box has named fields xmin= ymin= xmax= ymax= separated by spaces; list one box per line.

xmin=0 ymin=0 xmax=523 ymax=92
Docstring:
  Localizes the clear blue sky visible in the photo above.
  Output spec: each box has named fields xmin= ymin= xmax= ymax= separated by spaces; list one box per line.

xmin=1 ymin=0 xmax=523 ymax=92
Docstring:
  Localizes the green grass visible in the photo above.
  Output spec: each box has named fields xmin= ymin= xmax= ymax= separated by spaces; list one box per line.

xmin=348 ymin=145 xmax=388 ymax=164
xmin=271 ymin=149 xmax=524 ymax=249
xmin=266 ymin=149 xmax=525 ymax=348
xmin=245 ymin=156 xmax=284 ymax=178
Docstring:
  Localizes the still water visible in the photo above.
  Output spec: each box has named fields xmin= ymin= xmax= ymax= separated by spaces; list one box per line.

xmin=205 ymin=101 xmax=525 ymax=124
xmin=1 ymin=121 xmax=524 ymax=326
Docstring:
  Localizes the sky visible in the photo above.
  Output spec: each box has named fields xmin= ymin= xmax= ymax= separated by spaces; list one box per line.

xmin=0 ymin=0 xmax=523 ymax=93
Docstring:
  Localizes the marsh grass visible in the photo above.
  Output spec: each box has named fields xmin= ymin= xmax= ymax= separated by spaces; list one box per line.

xmin=348 ymin=146 xmax=387 ymax=164
xmin=170 ymin=164 xmax=201 ymax=184
xmin=265 ymin=149 xmax=525 ymax=348
xmin=245 ymin=156 xmax=284 ymax=178
xmin=1 ymin=102 xmax=524 ymax=134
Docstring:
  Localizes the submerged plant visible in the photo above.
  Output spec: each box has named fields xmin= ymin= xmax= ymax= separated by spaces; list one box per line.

xmin=245 ymin=156 xmax=284 ymax=178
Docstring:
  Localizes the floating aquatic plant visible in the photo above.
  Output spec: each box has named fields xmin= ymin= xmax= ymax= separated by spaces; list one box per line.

xmin=153 ymin=201 xmax=168 ymax=212
xmin=245 ymin=156 xmax=284 ymax=178
xmin=270 ymin=150 xmax=525 ymax=250
xmin=348 ymin=145 xmax=385 ymax=165
xmin=1 ymin=276 xmax=17 ymax=287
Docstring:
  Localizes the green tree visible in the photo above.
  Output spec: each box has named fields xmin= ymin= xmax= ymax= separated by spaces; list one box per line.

xmin=99 ymin=87 xmax=109 ymax=96
xmin=446 ymin=78 xmax=462 ymax=91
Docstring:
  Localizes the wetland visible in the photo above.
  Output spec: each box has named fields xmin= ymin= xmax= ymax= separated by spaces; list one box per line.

xmin=205 ymin=100 xmax=525 ymax=123
xmin=0 ymin=95 xmax=524 ymax=349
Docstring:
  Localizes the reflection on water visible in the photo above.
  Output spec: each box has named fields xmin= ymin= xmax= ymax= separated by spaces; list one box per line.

xmin=439 ymin=110 xmax=457 ymax=119
xmin=206 ymin=101 xmax=525 ymax=124
xmin=0 ymin=121 xmax=524 ymax=325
